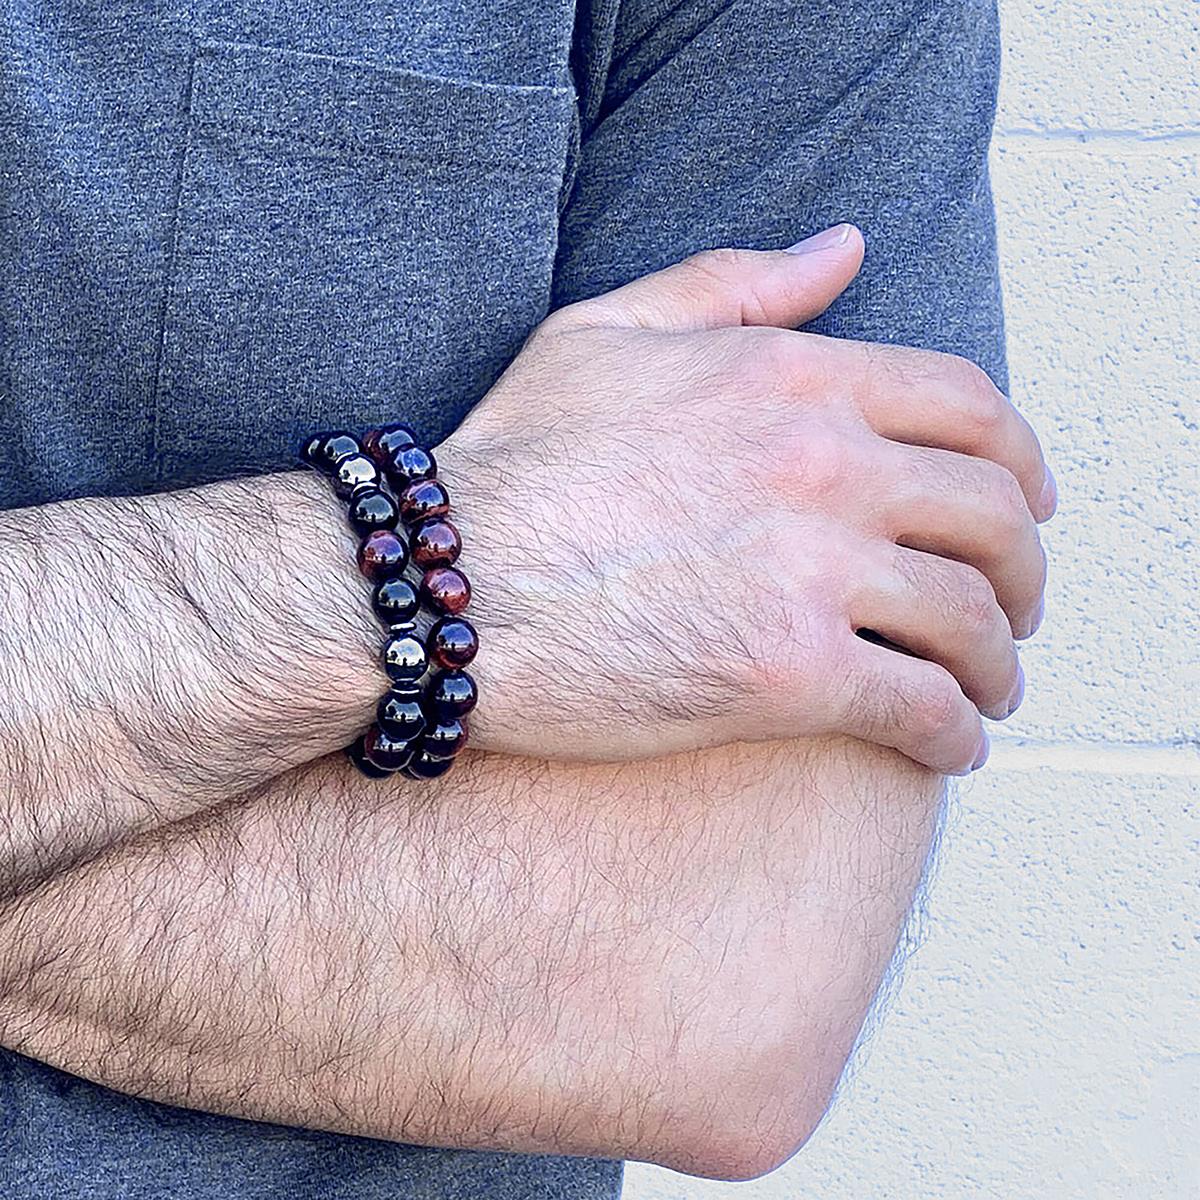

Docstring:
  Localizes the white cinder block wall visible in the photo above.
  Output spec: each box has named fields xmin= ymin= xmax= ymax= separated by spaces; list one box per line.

xmin=624 ymin=3 xmax=1199 ymax=1197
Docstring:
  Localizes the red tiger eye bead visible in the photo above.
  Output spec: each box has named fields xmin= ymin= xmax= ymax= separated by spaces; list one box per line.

xmin=411 ymin=518 xmax=461 ymax=567
xmin=421 ymin=566 xmax=471 ymax=615
xmin=398 ymin=479 xmax=450 ymax=524
xmin=357 ymin=529 xmax=409 ymax=581
xmin=430 ymin=616 xmax=478 ymax=669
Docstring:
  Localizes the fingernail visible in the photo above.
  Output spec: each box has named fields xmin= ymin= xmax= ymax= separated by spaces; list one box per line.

xmin=786 ymin=223 xmax=853 ymax=254
xmin=1005 ymin=663 xmax=1026 ymax=718
xmin=1029 ymin=595 xmax=1045 ymax=638
xmin=971 ymin=735 xmax=991 ymax=773
xmin=1038 ymin=466 xmax=1058 ymax=520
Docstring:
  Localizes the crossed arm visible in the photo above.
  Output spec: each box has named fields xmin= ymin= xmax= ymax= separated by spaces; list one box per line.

xmin=0 ymin=237 xmax=1041 ymax=1180
xmin=0 ymin=418 xmax=946 ymax=1179
xmin=0 ymin=1 xmax=1020 ymax=1175
xmin=0 ymin=733 xmax=942 ymax=1180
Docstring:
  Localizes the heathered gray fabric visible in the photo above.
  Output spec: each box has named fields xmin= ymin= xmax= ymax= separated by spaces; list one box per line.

xmin=0 ymin=0 xmax=1006 ymax=1195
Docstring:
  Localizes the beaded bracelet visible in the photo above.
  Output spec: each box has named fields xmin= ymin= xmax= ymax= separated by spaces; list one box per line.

xmin=301 ymin=423 xmax=478 ymax=780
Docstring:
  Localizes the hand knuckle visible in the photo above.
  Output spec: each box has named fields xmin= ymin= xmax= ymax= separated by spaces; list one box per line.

xmin=908 ymin=671 xmax=959 ymax=736
xmin=747 ymin=327 xmax=801 ymax=383
xmin=685 ymin=246 xmax=744 ymax=279
xmin=957 ymin=568 xmax=1000 ymax=629
xmin=988 ymin=465 xmax=1030 ymax=532
xmin=793 ymin=427 xmax=852 ymax=499
xmin=537 ymin=302 xmax=588 ymax=336
xmin=954 ymin=357 xmax=1007 ymax=432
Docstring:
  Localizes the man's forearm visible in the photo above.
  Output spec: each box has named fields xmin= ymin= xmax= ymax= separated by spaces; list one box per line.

xmin=0 ymin=471 xmax=380 ymax=897
xmin=0 ymin=736 xmax=942 ymax=1179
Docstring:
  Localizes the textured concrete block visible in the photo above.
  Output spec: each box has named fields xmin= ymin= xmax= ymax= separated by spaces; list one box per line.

xmin=997 ymin=1 xmax=1200 ymax=134
xmin=987 ymin=145 xmax=1198 ymax=746
xmin=624 ymin=764 xmax=1200 ymax=1199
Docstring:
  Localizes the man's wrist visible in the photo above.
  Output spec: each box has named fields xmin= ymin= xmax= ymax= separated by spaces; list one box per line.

xmin=0 ymin=470 xmax=390 ymax=898
xmin=149 ymin=471 xmax=387 ymax=762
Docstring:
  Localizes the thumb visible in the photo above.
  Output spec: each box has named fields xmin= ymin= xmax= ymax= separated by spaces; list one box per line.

xmin=573 ymin=224 xmax=864 ymax=333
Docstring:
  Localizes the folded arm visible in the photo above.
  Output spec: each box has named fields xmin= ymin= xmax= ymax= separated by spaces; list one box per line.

xmin=0 ymin=734 xmax=941 ymax=1180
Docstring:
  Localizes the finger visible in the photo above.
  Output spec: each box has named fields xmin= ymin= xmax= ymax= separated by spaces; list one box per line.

xmin=814 ymin=339 xmax=1055 ymax=523
xmin=870 ymin=441 xmax=1048 ymax=639
xmin=829 ymin=634 xmax=989 ymax=775
xmin=567 ymin=225 xmax=865 ymax=333
xmin=848 ymin=542 xmax=1023 ymax=720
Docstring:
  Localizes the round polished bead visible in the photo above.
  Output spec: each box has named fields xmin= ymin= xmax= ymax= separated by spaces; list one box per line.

xmin=382 ymin=630 xmax=428 ymax=684
xmin=420 ymin=566 xmax=471 ymax=615
xmin=300 ymin=433 xmax=328 ymax=467
xmin=422 ymin=717 xmax=468 ymax=759
xmin=386 ymin=444 xmax=437 ymax=487
xmin=429 ymin=670 xmax=478 ymax=719
xmin=303 ymin=432 xmax=361 ymax=472
xmin=403 ymin=751 xmax=455 ymax=780
xmin=363 ymin=423 xmax=417 ymax=464
xmin=348 ymin=734 xmax=397 ymax=779
xmin=372 ymin=575 xmax=419 ymax=625
xmin=348 ymin=487 xmax=399 ymax=535
xmin=429 ymin=616 xmax=478 ymax=669
xmin=357 ymin=529 xmax=409 ymax=580
xmin=410 ymin=518 xmax=461 ymax=568
xmin=333 ymin=454 xmax=380 ymax=498
xmin=362 ymin=723 xmax=418 ymax=772
xmin=398 ymin=479 xmax=450 ymax=524
xmin=377 ymin=688 xmax=427 ymax=740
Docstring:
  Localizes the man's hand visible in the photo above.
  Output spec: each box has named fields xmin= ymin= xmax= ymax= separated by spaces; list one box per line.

xmin=445 ymin=226 xmax=1054 ymax=774
xmin=0 ymin=228 xmax=1050 ymax=898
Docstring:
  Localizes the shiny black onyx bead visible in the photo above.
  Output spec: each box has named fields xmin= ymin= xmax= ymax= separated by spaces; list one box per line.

xmin=348 ymin=734 xmax=397 ymax=779
xmin=372 ymin=576 xmax=420 ymax=625
xmin=402 ymin=751 xmax=455 ymax=780
xmin=358 ymin=529 xmax=409 ymax=581
xmin=385 ymin=444 xmax=437 ymax=488
xmin=303 ymin=432 xmax=361 ymax=472
xmin=348 ymin=488 xmax=399 ymax=535
xmin=364 ymin=423 xmax=417 ymax=465
xmin=398 ymin=479 xmax=451 ymax=524
xmin=362 ymin=724 xmax=418 ymax=772
xmin=382 ymin=630 xmax=428 ymax=684
xmin=422 ymin=717 xmax=468 ymax=759
xmin=411 ymin=518 xmax=461 ymax=568
xmin=429 ymin=670 xmax=478 ymax=719
xmin=333 ymin=454 xmax=380 ymax=498
xmin=429 ymin=616 xmax=478 ymax=669
xmin=377 ymin=688 xmax=427 ymax=740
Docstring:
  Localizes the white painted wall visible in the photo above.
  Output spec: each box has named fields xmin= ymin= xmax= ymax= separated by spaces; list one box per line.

xmin=625 ymin=2 xmax=1199 ymax=1196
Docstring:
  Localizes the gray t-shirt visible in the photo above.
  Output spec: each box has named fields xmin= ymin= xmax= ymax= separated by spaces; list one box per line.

xmin=0 ymin=0 xmax=1007 ymax=1194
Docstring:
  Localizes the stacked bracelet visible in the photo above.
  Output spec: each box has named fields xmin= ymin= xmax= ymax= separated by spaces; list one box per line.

xmin=301 ymin=423 xmax=478 ymax=780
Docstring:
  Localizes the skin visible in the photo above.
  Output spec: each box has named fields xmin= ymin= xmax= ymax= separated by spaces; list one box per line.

xmin=454 ymin=229 xmax=1053 ymax=771
xmin=0 ymin=228 xmax=1054 ymax=1178
xmin=0 ymin=734 xmax=941 ymax=1181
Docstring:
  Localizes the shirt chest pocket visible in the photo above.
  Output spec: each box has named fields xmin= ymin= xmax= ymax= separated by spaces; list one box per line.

xmin=154 ymin=42 xmax=575 ymax=487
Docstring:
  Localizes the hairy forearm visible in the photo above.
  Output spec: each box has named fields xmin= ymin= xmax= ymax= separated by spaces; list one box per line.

xmin=0 ymin=472 xmax=379 ymax=896
xmin=0 ymin=735 xmax=942 ymax=1178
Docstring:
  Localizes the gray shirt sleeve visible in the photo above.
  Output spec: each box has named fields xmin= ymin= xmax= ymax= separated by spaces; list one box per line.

xmin=553 ymin=0 xmax=1009 ymax=390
